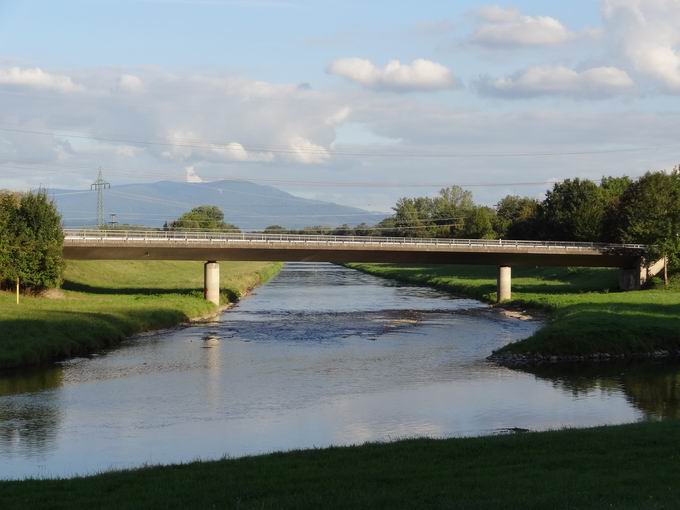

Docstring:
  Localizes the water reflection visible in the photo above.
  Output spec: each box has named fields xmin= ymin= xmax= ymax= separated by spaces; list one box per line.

xmin=0 ymin=367 xmax=63 ymax=456
xmin=517 ymin=360 xmax=680 ymax=420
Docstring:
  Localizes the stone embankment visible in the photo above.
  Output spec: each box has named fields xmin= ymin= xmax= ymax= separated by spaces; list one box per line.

xmin=488 ymin=349 xmax=680 ymax=367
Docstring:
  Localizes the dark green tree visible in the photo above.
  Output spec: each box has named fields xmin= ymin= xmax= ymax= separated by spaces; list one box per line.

xmin=538 ymin=179 xmax=606 ymax=241
xmin=462 ymin=206 xmax=497 ymax=239
xmin=617 ymin=169 xmax=680 ymax=267
xmin=600 ymin=176 xmax=632 ymax=242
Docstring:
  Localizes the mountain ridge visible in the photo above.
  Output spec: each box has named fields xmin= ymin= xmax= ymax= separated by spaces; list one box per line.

xmin=51 ymin=179 xmax=387 ymax=230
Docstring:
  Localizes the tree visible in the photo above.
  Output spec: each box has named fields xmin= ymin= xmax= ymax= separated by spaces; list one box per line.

xmin=169 ymin=205 xmax=239 ymax=231
xmin=0 ymin=190 xmax=64 ymax=290
xmin=495 ymin=195 xmax=539 ymax=239
xmin=600 ymin=176 xmax=632 ymax=242
xmin=462 ymin=206 xmax=497 ymax=239
xmin=617 ymin=169 xmax=680 ymax=268
xmin=263 ymin=225 xmax=287 ymax=233
xmin=537 ymin=179 xmax=606 ymax=241
xmin=432 ymin=186 xmax=474 ymax=238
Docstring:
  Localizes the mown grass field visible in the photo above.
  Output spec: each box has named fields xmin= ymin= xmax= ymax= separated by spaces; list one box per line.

xmin=347 ymin=263 xmax=680 ymax=357
xmin=0 ymin=260 xmax=282 ymax=369
xmin=2 ymin=420 xmax=680 ymax=509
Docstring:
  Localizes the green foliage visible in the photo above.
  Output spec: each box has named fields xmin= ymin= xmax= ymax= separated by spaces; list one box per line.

xmin=169 ymin=205 xmax=240 ymax=231
xmin=617 ymin=169 xmax=680 ymax=267
xmin=0 ymin=190 xmax=64 ymax=290
xmin=263 ymin=224 xmax=286 ymax=233
xmin=494 ymin=195 xmax=539 ymax=239
xmin=462 ymin=206 xmax=496 ymax=239
xmin=538 ymin=178 xmax=608 ymax=241
xmin=392 ymin=186 xmax=477 ymax=238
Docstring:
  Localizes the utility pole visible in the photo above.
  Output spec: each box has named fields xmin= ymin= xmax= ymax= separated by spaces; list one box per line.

xmin=91 ymin=168 xmax=110 ymax=228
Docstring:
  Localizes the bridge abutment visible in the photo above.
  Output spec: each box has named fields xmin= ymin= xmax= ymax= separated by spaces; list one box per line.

xmin=618 ymin=267 xmax=642 ymax=291
xmin=497 ymin=265 xmax=511 ymax=303
xmin=204 ymin=261 xmax=220 ymax=306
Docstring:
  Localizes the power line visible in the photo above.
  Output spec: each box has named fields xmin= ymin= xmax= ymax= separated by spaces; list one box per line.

xmin=0 ymin=125 xmax=668 ymax=159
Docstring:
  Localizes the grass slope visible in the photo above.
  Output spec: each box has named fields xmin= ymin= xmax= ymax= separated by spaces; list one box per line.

xmin=347 ymin=263 xmax=680 ymax=357
xmin=2 ymin=421 xmax=680 ymax=509
xmin=0 ymin=260 xmax=282 ymax=369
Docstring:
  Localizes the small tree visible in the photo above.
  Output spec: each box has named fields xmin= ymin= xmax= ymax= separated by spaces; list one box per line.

xmin=0 ymin=190 xmax=64 ymax=291
xmin=169 ymin=205 xmax=240 ymax=231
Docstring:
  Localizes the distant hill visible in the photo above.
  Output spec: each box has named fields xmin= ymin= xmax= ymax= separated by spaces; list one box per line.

xmin=51 ymin=180 xmax=387 ymax=230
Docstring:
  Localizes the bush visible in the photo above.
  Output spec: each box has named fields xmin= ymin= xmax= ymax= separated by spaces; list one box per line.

xmin=0 ymin=190 xmax=64 ymax=290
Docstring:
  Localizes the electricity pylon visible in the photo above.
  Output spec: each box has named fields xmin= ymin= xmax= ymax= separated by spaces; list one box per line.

xmin=91 ymin=168 xmax=110 ymax=228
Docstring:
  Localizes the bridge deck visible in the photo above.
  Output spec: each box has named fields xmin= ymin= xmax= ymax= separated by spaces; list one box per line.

xmin=63 ymin=230 xmax=645 ymax=268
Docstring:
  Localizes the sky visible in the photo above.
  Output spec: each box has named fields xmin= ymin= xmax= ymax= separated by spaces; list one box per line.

xmin=0 ymin=0 xmax=679 ymax=215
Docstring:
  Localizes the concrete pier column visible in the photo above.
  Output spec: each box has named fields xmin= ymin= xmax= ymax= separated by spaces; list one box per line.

xmin=204 ymin=261 xmax=220 ymax=306
xmin=497 ymin=265 xmax=511 ymax=303
xmin=618 ymin=268 xmax=641 ymax=291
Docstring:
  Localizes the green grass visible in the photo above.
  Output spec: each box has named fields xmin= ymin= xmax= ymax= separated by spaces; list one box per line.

xmin=2 ymin=420 xmax=680 ymax=509
xmin=0 ymin=260 xmax=282 ymax=369
xmin=348 ymin=263 xmax=680 ymax=357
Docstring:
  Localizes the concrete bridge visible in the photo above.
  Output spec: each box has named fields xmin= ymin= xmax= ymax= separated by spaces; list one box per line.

xmin=63 ymin=229 xmax=649 ymax=305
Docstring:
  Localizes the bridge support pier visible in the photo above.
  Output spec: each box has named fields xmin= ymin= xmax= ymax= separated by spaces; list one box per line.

xmin=618 ymin=268 xmax=641 ymax=291
xmin=204 ymin=261 xmax=220 ymax=306
xmin=497 ymin=265 xmax=511 ymax=303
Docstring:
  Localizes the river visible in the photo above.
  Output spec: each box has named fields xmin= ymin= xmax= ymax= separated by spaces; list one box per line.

xmin=1 ymin=262 xmax=679 ymax=480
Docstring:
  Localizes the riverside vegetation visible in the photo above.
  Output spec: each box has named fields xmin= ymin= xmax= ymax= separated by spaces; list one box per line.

xmin=348 ymin=263 xmax=680 ymax=362
xmin=0 ymin=260 xmax=282 ymax=369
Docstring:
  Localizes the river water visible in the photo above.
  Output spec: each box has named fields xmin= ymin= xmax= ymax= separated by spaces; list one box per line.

xmin=2 ymin=262 xmax=679 ymax=480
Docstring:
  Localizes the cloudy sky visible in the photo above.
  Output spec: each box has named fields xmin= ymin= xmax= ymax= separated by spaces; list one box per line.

xmin=0 ymin=0 xmax=679 ymax=213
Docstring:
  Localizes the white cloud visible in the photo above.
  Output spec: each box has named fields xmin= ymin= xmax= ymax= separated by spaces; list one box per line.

xmin=478 ymin=65 xmax=635 ymax=98
xmin=221 ymin=142 xmax=274 ymax=162
xmin=288 ymin=136 xmax=329 ymax=164
xmin=0 ymin=67 xmax=83 ymax=93
xmin=603 ymin=0 xmax=680 ymax=93
xmin=185 ymin=165 xmax=203 ymax=183
xmin=327 ymin=58 xmax=456 ymax=92
xmin=471 ymin=6 xmax=573 ymax=47
xmin=118 ymin=74 xmax=145 ymax=93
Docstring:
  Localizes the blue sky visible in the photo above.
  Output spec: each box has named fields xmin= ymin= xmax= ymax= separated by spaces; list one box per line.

xmin=0 ymin=0 xmax=679 ymax=215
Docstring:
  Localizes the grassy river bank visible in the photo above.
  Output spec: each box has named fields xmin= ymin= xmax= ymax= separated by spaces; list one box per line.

xmin=0 ymin=260 xmax=282 ymax=369
xmin=347 ymin=263 xmax=680 ymax=361
xmin=2 ymin=420 xmax=679 ymax=509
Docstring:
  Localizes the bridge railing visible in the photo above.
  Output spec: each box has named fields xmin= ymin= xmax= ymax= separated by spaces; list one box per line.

xmin=62 ymin=229 xmax=646 ymax=251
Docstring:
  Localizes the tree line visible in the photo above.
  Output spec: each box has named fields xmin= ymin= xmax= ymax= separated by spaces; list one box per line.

xmin=260 ymin=168 xmax=680 ymax=267
xmin=0 ymin=190 xmax=64 ymax=291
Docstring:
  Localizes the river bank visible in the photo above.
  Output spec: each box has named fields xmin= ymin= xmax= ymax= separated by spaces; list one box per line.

xmin=346 ymin=263 xmax=680 ymax=363
xmin=0 ymin=260 xmax=282 ymax=369
xmin=1 ymin=419 xmax=678 ymax=509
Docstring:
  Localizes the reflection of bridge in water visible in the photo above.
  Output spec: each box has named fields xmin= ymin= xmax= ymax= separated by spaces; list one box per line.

xmin=63 ymin=229 xmax=649 ymax=305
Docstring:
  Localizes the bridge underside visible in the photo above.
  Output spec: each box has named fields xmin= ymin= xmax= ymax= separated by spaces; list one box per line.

xmin=63 ymin=246 xmax=641 ymax=269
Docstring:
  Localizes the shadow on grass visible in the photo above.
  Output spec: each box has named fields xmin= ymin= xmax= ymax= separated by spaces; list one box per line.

xmin=62 ymin=281 xmax=240 ymax=303
xmin=360 ymin=264 xmax=619 ymax=295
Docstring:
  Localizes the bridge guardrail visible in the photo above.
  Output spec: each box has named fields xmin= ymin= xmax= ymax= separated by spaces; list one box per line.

xmin=62 ymin=229 xmax=646 ymax=252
